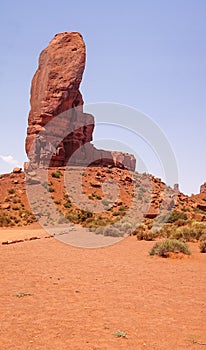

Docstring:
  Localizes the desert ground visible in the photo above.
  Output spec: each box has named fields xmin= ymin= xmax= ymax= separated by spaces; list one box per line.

xmin=0 ymin=225 xmax=205 ymax=350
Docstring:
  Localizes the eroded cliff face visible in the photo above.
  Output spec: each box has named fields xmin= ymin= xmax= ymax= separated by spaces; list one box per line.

xmin=25 ymin=32 xmax=136 ymax=171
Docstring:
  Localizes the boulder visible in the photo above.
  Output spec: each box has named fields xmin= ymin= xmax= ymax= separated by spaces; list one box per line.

xmin=13 ymin=167 xmax=22 ymax=174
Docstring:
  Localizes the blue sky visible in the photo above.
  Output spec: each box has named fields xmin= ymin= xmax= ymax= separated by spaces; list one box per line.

xmin=0 ymin=0 xmax=205 ymax=194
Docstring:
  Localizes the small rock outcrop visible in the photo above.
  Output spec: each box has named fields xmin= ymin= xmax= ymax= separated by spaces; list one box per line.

xmin=25 ymin=32 xmax=135 ymax=171
xmin=200 ymin=182 xmax=206 ymax=194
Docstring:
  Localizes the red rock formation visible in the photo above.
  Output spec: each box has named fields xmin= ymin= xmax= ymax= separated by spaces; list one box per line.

xmin=200 ymin=182 xmax=206 ymax=194
xmin=25 ymin=32 xmax=135 ymax=171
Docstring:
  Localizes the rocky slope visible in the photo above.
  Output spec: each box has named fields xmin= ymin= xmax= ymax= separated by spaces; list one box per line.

xmin=0 ymin=167 xmax=206 ymax=232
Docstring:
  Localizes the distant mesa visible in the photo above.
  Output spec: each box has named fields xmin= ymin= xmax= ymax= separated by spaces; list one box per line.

xmin=25 ymin=32 xmax=136 ymax=171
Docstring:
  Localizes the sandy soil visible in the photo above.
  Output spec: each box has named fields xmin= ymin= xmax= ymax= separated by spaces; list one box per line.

xmin=0 ymin=228 xmax=206 ymax=350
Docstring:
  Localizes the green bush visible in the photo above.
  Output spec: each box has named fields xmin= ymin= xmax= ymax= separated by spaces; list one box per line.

xmin=64 ymin=201 xmax=71 ymax=208
xmin=149 ymin=239 xmax=191 ymax=257
xmin=51 ymin=170 xmax=62 ymax=178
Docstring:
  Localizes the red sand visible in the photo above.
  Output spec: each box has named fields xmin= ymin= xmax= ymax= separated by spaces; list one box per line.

xmin=0 ymin=228 xmax=206 ymax=350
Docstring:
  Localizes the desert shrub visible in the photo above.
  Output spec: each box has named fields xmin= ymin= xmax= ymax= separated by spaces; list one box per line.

xmin=88 ymin=194 xmax=94 ymax=200
xmin=0 ymin=210 xmax=13 ymax=227
xmin=112 ymin=206 xmax=126 ymax=217
xmin=199 ymin=241 xmax=206 ymax=253
xmin=114 ymin=330 xmax=127 ymax=338
xmin=8 ymin=188 xmax=15 ymax=195
xmin=42 ymin=181 xmax=49 ymax=189
xmin=64 ymin=194 xmax=70 ymax=200
xmin=64 ymin=201 xmax=71 ymax=208
xmin=191 ymin=223 xmax=206 ymax=240
xmin=95 ymin=194 xmax=102 ymax=200
xmin=181 ymin=207 xmax=190 ymax=212
xmin=175 ymin=219 xmax=189 ymax=227
xmin=112 ymin=211 xmax=120 ymax=216
xmin=149 ymin=239 xmax=191 ymax=257
xmin=48 ymin=187 xmax=55 ymax=193
xmin=54 ymin=200 xmax=61 ymax=205
xmin=118 ymin=221 xmax=134 ymax=235
xmin=51 ymin=170 xmax=62 ymax=178
xmin=14 ymin=217 xmax=20 ymax=224
xmin=144 ymin=219 xmax=154 ymax=230
xmin=88 ymin=217 xmax=112 ymax=229
xmin=199 ymin=233 xmax=206 ymax=253
xmin=173 ymin=224 xmax=206 ymax=242
xmin=167 ymin=210 xmax=188 ymax=223
xmin=65 ymin=211 xmax=79 ymax=223
xmin=137 ymin=230 xmax=157 ymax=241
xmin=12 ymin=206 xmax=20 ymax=211
xmin=77 ymin=209 xmax=93 ymax=223
xmin=57 ymin=216 xmax=68 ymax=224
xmin=95 ymin=226 xmax=106 ymax=235
xmin=103 ymin=227 xmax=122 ymax=237
xmin=134 ymin=224 xmax=156 ymax=240
xmin=106 ymin=169 xmax=112 ymax=174
xmin=157 ymin=211 xmax=187 ymax=225
xmin=102 ymin=199 xmax=111 ymax=207
xmin=133 ymin=223 xmax=146 ymax=236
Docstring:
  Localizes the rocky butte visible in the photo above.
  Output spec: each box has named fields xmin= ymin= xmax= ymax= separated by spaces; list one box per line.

xmin=25 ymin=32 xmax=136 ymax=170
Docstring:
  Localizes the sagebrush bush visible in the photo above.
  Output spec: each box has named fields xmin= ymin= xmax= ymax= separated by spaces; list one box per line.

xmin=156 ymin=224 xmax=177 ymax=238
xmin=133 ymin=223 xmax=157 ymax=241
xmin=149 ymin=239 xmax=191 ymax=257
xmin=95 ymin=226 xmax=106 ymax=235
xmin=103 ymin=227 xmax=122 ymax=237
xmin=173 ymin=226 xmax=201 ymax=242
xmin=167 ymin=210 xmax=188 ymax=223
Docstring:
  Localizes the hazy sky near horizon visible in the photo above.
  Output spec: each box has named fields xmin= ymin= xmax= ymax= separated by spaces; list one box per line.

xmin=0 ymin=0 xmax=205 ymax=194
